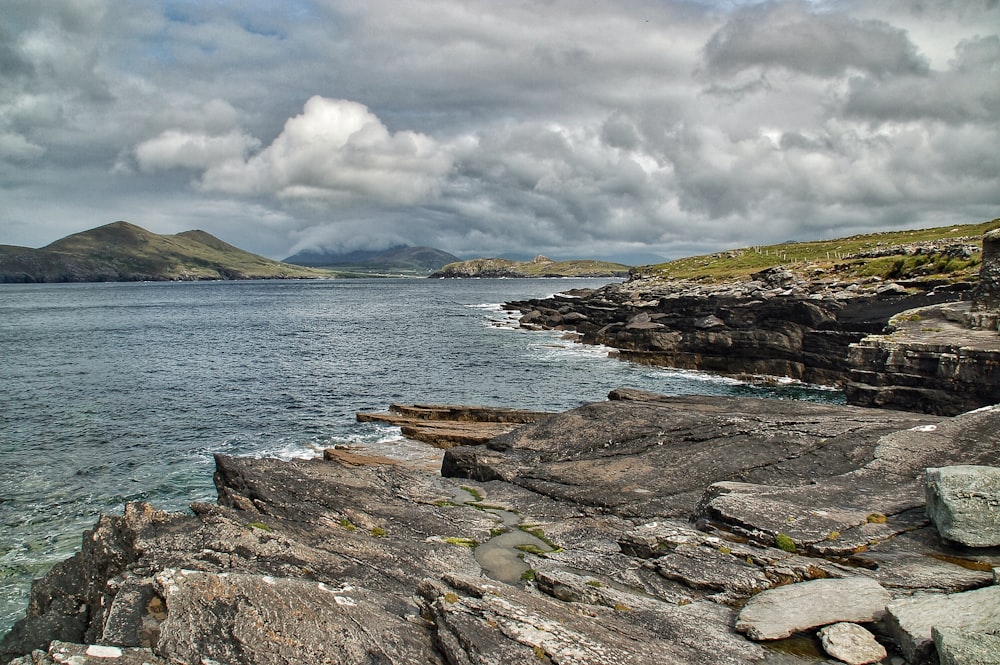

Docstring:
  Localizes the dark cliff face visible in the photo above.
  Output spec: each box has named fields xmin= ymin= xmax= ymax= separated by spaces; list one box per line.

xmin=506 ymin=273 xmax=967 ymax=390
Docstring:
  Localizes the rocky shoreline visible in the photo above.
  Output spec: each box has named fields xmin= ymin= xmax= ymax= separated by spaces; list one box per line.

xmin=505 ymin=231 xmax=1000 ymax=416
xmin=3 ymin=391 xmax=999 ymax=665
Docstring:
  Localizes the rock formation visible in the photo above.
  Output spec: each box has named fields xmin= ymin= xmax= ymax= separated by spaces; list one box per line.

xmin=505 ymin=231 xmax=1000 ymax=415
xmin=845 ymin=230 xmax=1000 ymax=413
xmin=971 ymin=228 xmax=1000 ymax=313
xmin=925 ymin=465 xmax=1000 ymax=547
xmin=4 ymin=391 xmax=998 ymax=664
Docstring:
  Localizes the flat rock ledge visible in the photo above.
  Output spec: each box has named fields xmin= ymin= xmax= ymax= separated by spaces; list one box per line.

xmin=3 ymin=391 xmax=1000 ymax=665
xmin=357 ymin=403 xmax=551 ymax=447
xmin=735 ymin=577 xmax=890 ymax=640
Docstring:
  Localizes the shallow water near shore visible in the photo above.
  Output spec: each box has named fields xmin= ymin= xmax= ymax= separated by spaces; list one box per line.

xmin=0 ymin=278 xmax=841 ymax=632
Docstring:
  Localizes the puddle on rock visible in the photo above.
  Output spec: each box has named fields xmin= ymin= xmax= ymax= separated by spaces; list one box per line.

xmin=445 ymin=483 xmax=556 ymax=585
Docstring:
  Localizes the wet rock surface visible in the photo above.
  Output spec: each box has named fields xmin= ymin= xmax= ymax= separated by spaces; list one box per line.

xmin=3 ymin=392 xmax=999 ymax=664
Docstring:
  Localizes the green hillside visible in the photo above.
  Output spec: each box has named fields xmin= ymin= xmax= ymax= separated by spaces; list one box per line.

xmin=0 ymin=221 xmax=332 ymax=282
xmin=640 ymin=219 xmax=1000 ymax=283
xmin=432 ymin=255 xmax=631 ymax=278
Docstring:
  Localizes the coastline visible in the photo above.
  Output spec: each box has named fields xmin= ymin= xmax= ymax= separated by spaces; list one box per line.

xmin=3 ymin=392 xmax=998 ymax=664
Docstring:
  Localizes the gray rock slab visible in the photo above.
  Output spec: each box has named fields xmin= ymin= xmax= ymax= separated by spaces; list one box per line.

xmin=445 ymin=392 xmax=939 ymax=518
xmin=884 ymin=585 xmax=1000 ymax=663
xmin=818 ymin=622 xmax=887 ymax=665
xmin=934 ymin=626 xmax=1000 ymax=665
xmin=421 ymin=573 xmax=766 ymax=665
xmin=655 ymin=543 xmax=774 ymax=596
xmin=926 ymin=465 xmax=1000 ymax=547
xmin=735 ymin=577 xmax=890 ymax=641
xmin=699 ymin=405 xmax=1000 ymax=553
xmin=153 ymin=569 xmax=439 ymax=665
xmin=840 ymin=526 xmax=999 ymax=593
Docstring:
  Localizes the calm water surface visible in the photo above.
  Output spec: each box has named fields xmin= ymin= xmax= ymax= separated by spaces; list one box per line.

xmin=0 ymin=278 xmax=840 ymax=631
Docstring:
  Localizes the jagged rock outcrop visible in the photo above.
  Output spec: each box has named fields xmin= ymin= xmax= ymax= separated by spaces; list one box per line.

xmin=357 ymin=403 xmax=551 ymax=448
xmin=3 ymin=392 xmax=999 ymax=664
xmin=844 ymin=305 xmax=1000 ymax=415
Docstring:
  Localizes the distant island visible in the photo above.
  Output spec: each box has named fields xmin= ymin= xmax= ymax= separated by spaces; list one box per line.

xmin=283 ymin=246 xmax=459 ymax=277
xmin=431 ymin=255 xmax=631 ymax=278
xmin=0 ymin=222 xmax=632 ymax=283
xmin=0 ymin=221 xmax=331 ymax=283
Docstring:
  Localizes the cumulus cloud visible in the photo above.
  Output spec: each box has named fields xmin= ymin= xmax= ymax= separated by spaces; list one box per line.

xmin=199 ymin=96 xmax=454 ymax=206
xmin=135 ymin=130 xmax=260 ymax=173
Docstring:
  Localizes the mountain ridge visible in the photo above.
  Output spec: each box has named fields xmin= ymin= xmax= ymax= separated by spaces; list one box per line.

xmin=0 ymin=221 xmax=331 ymax=283
xmin=283 ymin=245 xmax=459 ymax=275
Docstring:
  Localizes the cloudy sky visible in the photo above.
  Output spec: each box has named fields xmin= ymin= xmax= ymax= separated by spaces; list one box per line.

xmin=2 ymin=0 xmax=998 ymax=263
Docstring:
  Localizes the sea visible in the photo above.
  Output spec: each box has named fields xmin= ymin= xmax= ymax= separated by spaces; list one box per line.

xmin=0 ymin=278 xmax=841 ymax=633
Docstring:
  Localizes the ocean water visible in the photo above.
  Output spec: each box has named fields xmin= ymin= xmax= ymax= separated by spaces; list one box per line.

xmin=0 ymin=278 xmax=841 ymax=633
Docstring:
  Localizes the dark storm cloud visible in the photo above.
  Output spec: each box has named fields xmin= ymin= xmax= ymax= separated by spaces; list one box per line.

xmin=845 ymin=36 xmax=1000 ymax=124
xmin=704 ymin=2 xmax=928 ymax=78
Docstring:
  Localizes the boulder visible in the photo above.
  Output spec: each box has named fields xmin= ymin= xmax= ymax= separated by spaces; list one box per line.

xmin=734 ymin=577 xmax=890 ymax=641
xmin=883 ymin=585 xmax=1000 ymax=663
xmin=817 ymin=622 xmax=887 ymax=665
xmin=925 ymin=465 xmax=1000 ymax=547
xmin=933 ymin=626 xmax=1000 ymax=665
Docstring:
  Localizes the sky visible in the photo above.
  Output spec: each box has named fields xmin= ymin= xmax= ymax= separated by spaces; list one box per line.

xmin=1 ymin=0 xmax=998 ymax=263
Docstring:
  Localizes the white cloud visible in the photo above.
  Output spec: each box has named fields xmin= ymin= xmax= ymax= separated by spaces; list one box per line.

xmin=135 ymin=130 xmax=260 ymax=173
xmin=0 ymin=132 xmax=46 ymax=161
xmin=199 ymin=96 xmax=454 ymax=206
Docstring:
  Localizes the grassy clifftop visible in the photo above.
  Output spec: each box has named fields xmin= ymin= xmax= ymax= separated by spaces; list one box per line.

xmin=1 ymin=221 xmax=332 ymax=282
xmin=640 ymin=219 xmax=1000 ymax=284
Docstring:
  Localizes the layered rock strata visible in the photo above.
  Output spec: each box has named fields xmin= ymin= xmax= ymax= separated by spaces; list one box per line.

xmin=357 ymin=403 xmax=551 ymax=447
xmin=507 ymin=245 xmax=1000 ymax=415
xmin=4 ymin=391 xmax=998 ymax=664
xmin=507 ymin=269 xmax=969 ymax=396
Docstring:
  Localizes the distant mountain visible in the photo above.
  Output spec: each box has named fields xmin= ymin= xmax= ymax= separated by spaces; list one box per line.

xmin=431 ymin=255 xmax=631 ymax=278
xmin=283 ymin=245 xmax=459 ymax=275
xmin=0 ymin=221 xmax=331 ymax=283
